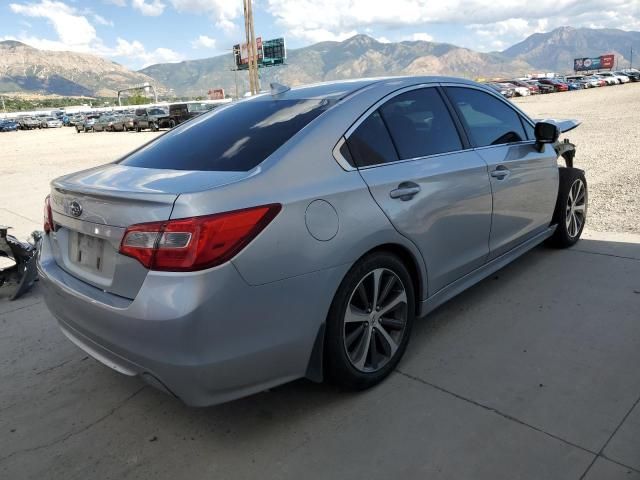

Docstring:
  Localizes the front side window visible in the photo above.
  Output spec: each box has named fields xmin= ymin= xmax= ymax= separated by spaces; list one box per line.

xmin=119 ymin=99 xmax=333 ymax=172
xmin=379 ymin=88 xmax=462 ymax=160
xmin=445 ymin=87 xmax=527 ymax=147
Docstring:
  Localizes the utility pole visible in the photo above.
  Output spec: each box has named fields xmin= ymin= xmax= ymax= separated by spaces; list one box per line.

xmin=243 ymin=0 xmax=254 ymax=95
xmin=243 ymin=0 xmax=260 ymax=95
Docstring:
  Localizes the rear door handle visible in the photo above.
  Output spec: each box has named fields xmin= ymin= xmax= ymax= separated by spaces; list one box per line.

xmin=390 ymin=182 xmax=421 ymax=201
xmin=490 ymin=166 xmax=511 ymax=179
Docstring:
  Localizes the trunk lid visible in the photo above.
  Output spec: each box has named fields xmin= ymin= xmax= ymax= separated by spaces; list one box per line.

xmin=48 ymin=163 xmax=251 ymax=299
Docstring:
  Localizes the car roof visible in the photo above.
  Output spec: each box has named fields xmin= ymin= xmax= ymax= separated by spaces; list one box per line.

xmin=251 ymin=76 xmax=481 ymax=101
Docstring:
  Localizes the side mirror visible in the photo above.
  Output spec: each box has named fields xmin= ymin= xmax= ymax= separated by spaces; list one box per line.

xmin=534 ymin=121 xmax=560 ymax=144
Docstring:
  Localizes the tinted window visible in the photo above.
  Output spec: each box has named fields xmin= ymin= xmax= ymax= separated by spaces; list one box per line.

xmin=446 ymin=87 xmax=526 ymax=147
xmin=119 ymin=99 xmax=333 ymax=172
xmin=347 ymin=111 xmax=398 ymax=167
xmin=379 ymin=88 xmax=462 ymax=159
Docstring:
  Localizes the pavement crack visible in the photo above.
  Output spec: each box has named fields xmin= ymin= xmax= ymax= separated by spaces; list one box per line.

xmin=396 ymin=369 xmax=595 ymax=454
xmin=0 ymin=386 xmax=145 ymax=464
xmin=569 ymin=248 xmax=640 ymax=262
xmin=0 ymin=300 xmax=43 ymax=318
xmin=35 ymin=357 xmax=77 ymax=376
xmin=0 ymin=207 xmax=39 ymax=225
xmin=578 ymin=393 xmax=640 ymax=479
xmin=396 ymin=369 xmax=640 ymax=476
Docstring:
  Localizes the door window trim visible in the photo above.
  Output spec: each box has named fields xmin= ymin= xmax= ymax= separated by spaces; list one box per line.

xmin=335 ymin=84 xmax=473 ymax=171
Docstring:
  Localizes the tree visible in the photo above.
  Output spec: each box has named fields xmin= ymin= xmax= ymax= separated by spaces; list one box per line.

xmin=126 ymin=91 xmax=148 ymax=105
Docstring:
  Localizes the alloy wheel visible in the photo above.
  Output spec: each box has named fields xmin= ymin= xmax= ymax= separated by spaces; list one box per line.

xmin=343 ymin=268 xmax=408 ymax=373
xmin=566 ymin=178 xmax=586 ymax=238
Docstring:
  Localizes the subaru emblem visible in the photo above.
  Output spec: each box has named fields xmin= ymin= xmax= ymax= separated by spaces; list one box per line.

xmin=70 ymin=200 xmax=83 ymax=217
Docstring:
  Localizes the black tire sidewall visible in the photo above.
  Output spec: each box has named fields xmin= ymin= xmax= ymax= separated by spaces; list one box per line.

xmin=324 ymin=252 xmax=415 ymax=390
xmin=549 ymin=167 xmax=587 ymax=247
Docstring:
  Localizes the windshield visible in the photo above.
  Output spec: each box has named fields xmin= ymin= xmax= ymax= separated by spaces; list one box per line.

xmin=118 ymin=98 xmax=334 ymax=172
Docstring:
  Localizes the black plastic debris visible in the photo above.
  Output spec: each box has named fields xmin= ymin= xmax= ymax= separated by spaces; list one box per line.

xmin=0 ymin=226 xmax=41 ymax=300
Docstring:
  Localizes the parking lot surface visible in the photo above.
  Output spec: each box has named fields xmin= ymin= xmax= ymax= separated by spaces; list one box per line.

xmin=1 ymin=85 xmax=639 ymax=479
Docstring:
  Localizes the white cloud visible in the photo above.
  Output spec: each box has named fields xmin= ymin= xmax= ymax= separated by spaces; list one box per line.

xmin=10 ymin=0 xmax=97 ymax=47
xmin=409 ymin=33 xmax=434 ymax=42
xmin=93 ymin=14 xmax=114 ymax=27
xmin=377 ymin=36 xmax=391 ymax=43
xmin=290 ymin=28 xmax=358 ymax=43
xmin=131 ymin=0 xmax=166 ymax=16
xmin=169 ymin=0 xmax=242 ymax=33
xmin=104 ymin=0 xmax=126 ymax=6
xmin=265 ymin=0 xmax=640 ymax=46
xmin=190 ymin=35 xmax=216 ymax=49
xmin=111 ymin=38 xmax=182 ymax=66
xmin=8 ymin=0 xmax=181 ymax=68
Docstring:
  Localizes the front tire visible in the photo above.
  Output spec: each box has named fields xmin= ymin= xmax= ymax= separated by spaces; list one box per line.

xmin=548 ymin=168 xmax=587 ymax=248
xmin=325 ymin=252 xmax=415 ymax=390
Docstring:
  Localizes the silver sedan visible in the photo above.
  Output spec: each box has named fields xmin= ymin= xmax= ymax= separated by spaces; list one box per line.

xmin=38 ymin=76 xmax=587 ymax=406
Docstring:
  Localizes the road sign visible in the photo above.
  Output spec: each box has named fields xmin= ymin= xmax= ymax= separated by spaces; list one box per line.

xmin=233 ymin=37 xmax=286 ymax=70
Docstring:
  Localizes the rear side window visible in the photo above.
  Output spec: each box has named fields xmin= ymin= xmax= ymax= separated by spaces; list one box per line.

xmin=347 ymin=111 xmax=398 ymax=167
xmin=119 ymin=99 xmax=333 ymax=172
xmin=445 ymin=87 xmax=526 ymax=147
xmin=379 ymin=88 xmax=462 ymax=159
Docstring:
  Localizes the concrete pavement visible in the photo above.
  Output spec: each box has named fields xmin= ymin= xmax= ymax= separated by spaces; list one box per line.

xmin=0 ymin=231 xmax=639 ymax=479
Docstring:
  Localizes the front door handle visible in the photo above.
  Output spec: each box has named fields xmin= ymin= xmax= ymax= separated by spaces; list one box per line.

xmin=491 ymin=165 xmax=511 ymax=180
xmin=390 ymin=182 xmax=421 ymax=201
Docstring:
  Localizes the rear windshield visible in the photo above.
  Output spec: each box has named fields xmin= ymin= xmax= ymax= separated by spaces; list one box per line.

xmin=118 ymin=99 xmax=334 ymax=172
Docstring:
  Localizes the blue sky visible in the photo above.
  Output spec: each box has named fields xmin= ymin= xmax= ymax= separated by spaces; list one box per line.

xmin=2 ymin=0 xmax=639 ymax=70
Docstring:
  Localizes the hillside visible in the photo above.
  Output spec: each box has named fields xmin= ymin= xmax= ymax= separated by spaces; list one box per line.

xmin=3 ymin=26 xmax=639 ymax=98
xmin=141 ymin=34 xmax=531 ymax=96
xmin=0 ymin=40 xmax=164 ymax=97
xmin=502 ymin=26 xmax=640 ymax=72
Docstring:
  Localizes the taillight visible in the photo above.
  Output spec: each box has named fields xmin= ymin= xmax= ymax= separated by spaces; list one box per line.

xmin=119 ymin=204 xmax=281 ymax=271
xmin=44 ymin=195 xmax=53 ymax=234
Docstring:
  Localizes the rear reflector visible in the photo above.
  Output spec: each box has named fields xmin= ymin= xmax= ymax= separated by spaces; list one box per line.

xmin=119 ymin=204 xmax=281 ymax=271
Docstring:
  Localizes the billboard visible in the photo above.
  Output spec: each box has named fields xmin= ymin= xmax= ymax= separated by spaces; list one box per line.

xmin=208 ymin=88 xmax=225 ymax=100
xmin=233 ymin=37 xmax=263 ymax=69
xmin=262 ymin=37 xmax=286 ymax=67
xmin=233 ymin=37 xmax=286 ymax=70
xmin=574 ymin=54 xmax=615 ymax=71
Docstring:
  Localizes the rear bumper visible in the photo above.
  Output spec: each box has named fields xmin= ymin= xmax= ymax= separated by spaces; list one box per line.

xmin=38 ymin=234 xmax=347 ymax=406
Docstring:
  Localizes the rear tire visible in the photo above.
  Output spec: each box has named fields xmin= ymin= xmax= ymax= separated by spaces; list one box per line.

xmin=547 ymin=167 xmax=587 ymax=248
xmin=324 ymin=252 xmax=415 ymax=390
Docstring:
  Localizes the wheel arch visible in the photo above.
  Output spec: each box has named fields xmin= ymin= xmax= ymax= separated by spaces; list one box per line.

xmin=305 ymin=241 xmax=426 ymax=383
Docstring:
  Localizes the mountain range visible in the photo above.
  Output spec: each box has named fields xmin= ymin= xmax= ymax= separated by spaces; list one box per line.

xmin=1 ymin=26 xmax=639 ymax=98
xmin=0 ymin=40 xmax=161 ymax=97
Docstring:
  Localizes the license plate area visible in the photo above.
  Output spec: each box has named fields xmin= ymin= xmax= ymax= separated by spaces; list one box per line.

xmin=70 ymin=232 xmax=105 ymax=272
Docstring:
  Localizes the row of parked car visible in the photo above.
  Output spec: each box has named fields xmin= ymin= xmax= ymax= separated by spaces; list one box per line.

xmin=74 ymin=103 xmax=217 ymax=133
xmin=4 ymin=101 xmax=219 ymax=134
xmin=484 ymin=69 xmax=640 ymax=98
xmin=11 ymin=115 xmax=63 ymax=130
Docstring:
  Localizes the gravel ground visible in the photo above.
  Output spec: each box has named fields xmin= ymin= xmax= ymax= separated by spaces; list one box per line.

xmin=512 ymin=83 xmax=640 ymax=234
xmin=1 ymin=83 xmax=638 ymax=241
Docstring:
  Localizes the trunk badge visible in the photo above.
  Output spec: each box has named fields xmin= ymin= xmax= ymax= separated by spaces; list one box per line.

xmin=70 ymin=200 xmax=83 ymax=217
